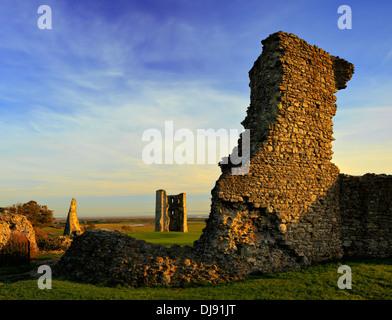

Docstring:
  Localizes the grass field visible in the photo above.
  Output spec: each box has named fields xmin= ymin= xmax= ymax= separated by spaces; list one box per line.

xmin=125 ymin=220 xmax=205 ymax=247
xmin=80 ymin=217 xmax=206 ymax=247
xmin=1 ymin=217 xmax=391 ymax=300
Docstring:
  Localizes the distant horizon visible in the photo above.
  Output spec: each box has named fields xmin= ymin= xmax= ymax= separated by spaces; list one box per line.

xmin=55 ymin=211 xmax=210 ymax=220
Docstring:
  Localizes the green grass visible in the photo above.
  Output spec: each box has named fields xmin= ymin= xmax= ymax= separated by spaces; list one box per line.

xmin=44 ymin=227 xmax=64 ymax=237
xmin=125 ymin=220 xmax=205 ymax=247
xmin=0 ymin=258 xmax=391 ymax=300
xmin=125 ymin=231 xmax=202 ymax=247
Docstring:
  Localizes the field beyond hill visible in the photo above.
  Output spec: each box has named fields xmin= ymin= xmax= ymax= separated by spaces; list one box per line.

xmin=52 ymin=216 xmax=206 ymax=247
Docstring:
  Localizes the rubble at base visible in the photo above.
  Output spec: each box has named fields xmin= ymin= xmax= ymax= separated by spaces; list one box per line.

xmin=54 ymin=230 xmax=242 ymax=287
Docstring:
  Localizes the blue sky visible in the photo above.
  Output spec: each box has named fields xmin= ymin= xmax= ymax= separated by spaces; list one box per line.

xmin=0 ymin=0 xmax=391 ymax=217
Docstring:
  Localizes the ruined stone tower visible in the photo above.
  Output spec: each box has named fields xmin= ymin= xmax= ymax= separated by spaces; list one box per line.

xmin=155 ymin=190 xmax=187 ymax=232
xmin=63 ymin=198 xmax=82 ymax=237
xmin=193 ymin=31 xmax=355 ymax=273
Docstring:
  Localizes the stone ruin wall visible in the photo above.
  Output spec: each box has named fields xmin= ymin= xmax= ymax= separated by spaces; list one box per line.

xmin=155 ymin=190 xmax=188 ymax=232
xmin=54 ymin=31 xmax=392 ymax=287
xmin=340 ymin=173 xmax=392 ymax=258
xmin=194 ymin=31 xmax=353 ymax=273
xmin=194 ymin=31 xmax=391 ymax=275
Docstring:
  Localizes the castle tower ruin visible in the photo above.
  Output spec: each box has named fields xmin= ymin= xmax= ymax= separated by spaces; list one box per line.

xmin=193 ymin=31 xmax=356 ymax=273
xmin=155 ymin=190 xmax=187 ymax=232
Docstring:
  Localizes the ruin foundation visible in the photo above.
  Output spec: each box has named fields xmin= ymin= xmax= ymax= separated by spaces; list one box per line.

xmin=55 ymin=31 xmax=392 ymax=287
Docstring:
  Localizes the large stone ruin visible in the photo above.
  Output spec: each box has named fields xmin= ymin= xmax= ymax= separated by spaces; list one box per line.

xmin=193 ymin=32 xmax=391 ymax=274
xmin=155 ymin=190 xmax=188 ymax=232
xmin=54 ymin=31 xmax=392 ymax=287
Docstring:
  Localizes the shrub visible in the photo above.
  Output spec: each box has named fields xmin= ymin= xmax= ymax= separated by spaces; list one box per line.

xmin=83 ymin=222 xmax=96 ymax=231
xmin=121 ymin=225 xmax=133 ymax=232
xmin=7 ymin=231 xmax=29 ymax=249
xmin=36 ymin=235 xmax=72 ymax=252
xmin=34 ymin=227 xmax=48 ymax=242
xmin=0 ymin=231 xmax=32 ymax=264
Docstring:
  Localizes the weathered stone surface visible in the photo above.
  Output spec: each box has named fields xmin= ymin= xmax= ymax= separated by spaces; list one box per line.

xmin=0 ymin=213 xmax=39 ymax=258
xmin=193 ymin=31 xmax=354 ymax=275
xmin=63 ymin=198 xmax=82 ymax=237
xmin=155 ymin=190 xmax=170 ymax=232
xmin=54 ymin=230 xmax=239 ymax=287
xmin=339 ymin=173 xmax=392 ymax=258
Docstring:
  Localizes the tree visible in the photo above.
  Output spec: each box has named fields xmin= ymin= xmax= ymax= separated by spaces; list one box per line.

xmin=82 ymin=222 xmax=95 ymax=231
xmin=4 ymin=201 xmax=54 ymax=227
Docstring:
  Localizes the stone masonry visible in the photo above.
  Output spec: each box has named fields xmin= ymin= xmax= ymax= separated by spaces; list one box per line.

xmin=55 ymin=31 xmax=392 ymax=287
xmin=193 ymin=31 xmax=355 ymax=274
xmin=155 ymin=190 xmax=188 ymax=232
xmin=340 ymin=173 xmax=392 ymax=258
xmin=63 ymin=198 xmax=82 ymax=237
xmin=193 ymin=31 xmax=391 ymax=276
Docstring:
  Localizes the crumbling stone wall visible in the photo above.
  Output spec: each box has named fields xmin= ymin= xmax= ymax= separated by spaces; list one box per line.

xmin=155 ymin=190 xmax=187 ymax=232
xmin=55 ymin=229 xmax=238 ymax=287
xmin=55 ymin=31 xmax=392 ymax=287
xmin=339 ymin=173 xmax=392 ymax=258
xmin=194 ymin=31 xmax=355 ymax=275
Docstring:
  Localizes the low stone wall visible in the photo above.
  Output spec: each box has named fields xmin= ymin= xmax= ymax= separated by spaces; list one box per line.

xmin=339 ymin=173 xmax=392 ymax=258
xmin=54 ymin=230 xmax=241 ymax=287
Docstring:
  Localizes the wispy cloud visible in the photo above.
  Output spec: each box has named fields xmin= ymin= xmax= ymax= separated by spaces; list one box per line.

xmin=0 ymin=79 xmax=247 ymax=206
xmin=382 ymin=48 xmax=392 ymax=63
